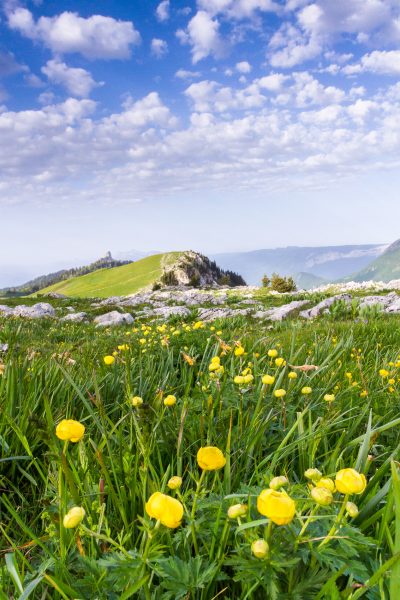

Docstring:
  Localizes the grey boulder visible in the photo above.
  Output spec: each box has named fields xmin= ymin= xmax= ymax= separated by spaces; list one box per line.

xmin=94 ymin=311 xmax=134 ymax=327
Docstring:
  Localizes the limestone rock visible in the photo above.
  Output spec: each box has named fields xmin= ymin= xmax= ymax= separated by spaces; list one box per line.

xmin=299 ymin=295 xmax=352 ymax=319
xmin=12 ymin=303 xmax=56 ymax=319
xmin=94 ymin=311 xmax=134 ymax=327
xmin=61 ymin=312 xmax=88 ymax=322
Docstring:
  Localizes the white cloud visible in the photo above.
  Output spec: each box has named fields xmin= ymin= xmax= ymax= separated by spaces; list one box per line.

xmin=184 ymin=79 xmax=265 ymax=111
xmin=151 ymin=38 xmax=168 ymax=58
xmin=269 ymin=0 xmax=400 ymax=68
xmin=343 ymin=50 xmax=400 ymax=75
xmin=258 ymin=73 xmax=288 ymax=91
xmin=236 ymin=60 xmax=252 ymax=73
xmin=156 ymin=0 xmax=170 ymax=22
xmin=178 ymin=10 xmax=224 ymax=63
xmin=175 ymin=69 xmax=201 ymax=79
xmin=197 ymin=0 xmax=279 ymax=19
xmin=41 ymin=59 xmax=101 ymax=97
xmin=7 ymin=8 xmax=141 ymax=59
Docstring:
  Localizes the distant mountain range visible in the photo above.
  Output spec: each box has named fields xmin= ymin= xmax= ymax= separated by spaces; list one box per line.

xmin=212 ymin=244 xmax=389 ymax=287
xmin=344 ymin=239 xmax=400 ymax=284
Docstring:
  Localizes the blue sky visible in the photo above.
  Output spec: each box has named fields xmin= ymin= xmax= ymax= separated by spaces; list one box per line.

xmin=1 ymin=0 xmax=400 ymax=285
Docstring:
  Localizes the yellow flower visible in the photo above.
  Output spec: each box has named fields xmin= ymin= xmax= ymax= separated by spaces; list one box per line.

xmin=197 ymin=446 xmax=226 ymax=471
xmin=268 ymin=349 xmax=278 ymax=358
xmin=209 ymin=362 xmax=221 ymax=372
xmin=311 ymin=487 xmax=333 ymax=506
xmin=211 ymin=356 xmax=220 ymax=363
xmin=227 ymin=503 xmax=248 ymax=519
xmin=288 ymin=371 xmax=297 ymax=379
xmin=345 ymin=501 xmax=359 ymax=518
xmin=56 ymin=419 xmax=85 ymax=443
xmin=274 ymin=389 xmax=286 ymax=398
xmin=145 ymin=492 xmax=183 ymax=528
xmin=131 ymin=396 xmax=143 ymax=407
xmin=193 ymin=321 xmax=204 ymax=330
xmin=251 ymin=539 xmax=269 ymax=558
xmin=257 ymin=489 xmax=296 ymax=525
xmin=164 ymin=395 xmax=177 ymax=407
xmin=379 ymin=369 xmax=389 ymax=378
xmin=304 ymin=468 xmax=322 ymax=482
xmin=0 ymin=364 xmax=5 ymax=376
xmin=182 ymin=353 xmax=195 ymax=366
xmin=243 ymin=374 xmax=254 ymax=384
xmin=269 ymin=476 xmax=288 ymax=490
xmin=235 ymin=346 xmax=245 ymax=357
xmin=63 ymin=506 xmax=85 ymax=528
xmin=389 ymin=378 xmax=395 ymax=385
xmin=324 ymin=394 xmax=335 ymax=402
xmin=301 ymin=386 xmax=312 ymax=395
xmin=167 ymin=476 xmax=182 ymax=490
xmin=262 ymin=374 xmax=275 ymax=385
xmin=360 ymin=390 xmax=368 ymax=398
xmin=335 ymin=468 xmax=366 ymax=495
xmin=117 ymin=344 xmax=129 ymax=351
xmin=103 ymin=355 xmax=115 ymax=365
xmin=316 ymin=477 xmax=335 ymax=492
xmin=275 ymin=357 xmax=286 ymax=367
xmin=234 ymin=375 xmax=245 ymax=385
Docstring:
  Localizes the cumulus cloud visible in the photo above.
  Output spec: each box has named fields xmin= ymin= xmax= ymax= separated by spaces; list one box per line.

xmin=236 ymin=60 xmax=251 ymax=73
xmin=175 ymin=69 xmax=201 ymax=79
xmin=156 ymin=0 xmax=170 ymax=22
xmin=41 ymin=59 xmax=101 ymax=97
xmin=7 ymin=8 xmax=141 ymax=59
xmin=197 ymin=0 xmax=279 ymax=19
xmin=151 ymin=38 xmax=168 ymax=58
xmin=343 ymin=50 xmax=400 ymax=75
xmin=177 ymin=11 xmax=224 ymax=63
xmin=0 ymin=50 xmax=25 ymax=77
xmin=269 ymin=0 xmax=400 ymax=67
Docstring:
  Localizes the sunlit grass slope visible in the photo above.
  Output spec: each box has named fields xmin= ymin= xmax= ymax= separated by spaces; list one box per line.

xmin=37 ymin=252 xmax=181 ymax=298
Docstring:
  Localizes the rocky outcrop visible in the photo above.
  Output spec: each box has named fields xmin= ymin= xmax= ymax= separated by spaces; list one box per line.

xmin=159 ymin=251 xmax=246 ymax=289
xmin=299 ymin=295 xmax=352 ymax=319
xmin=0 ymin=302 xmax=56 ymax=319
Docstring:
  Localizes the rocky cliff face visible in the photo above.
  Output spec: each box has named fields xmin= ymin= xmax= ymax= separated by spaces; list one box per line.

xmin=158 ymin=251 xmax=246 ymax=288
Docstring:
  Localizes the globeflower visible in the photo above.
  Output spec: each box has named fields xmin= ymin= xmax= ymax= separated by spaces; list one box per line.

xmin=269 ymin=476 xmax=288 ymax=490
xmin=145 ymin=492 xmax=183 ymax=528
xmin=316 ymin=477 xmax=335 ymax=492
xmin=268 ymin=349 xmax=278 ymax=358
xmin=234 ymin=375 xmax=245 ymax=385
xmin=305 ymin=468 xmax=322 ymax=482
xmin=63 ymin=506 xmax=85 ymax=529
xmin=56 ymin=419 xmax=85 ymax=443
xmin=251 ymin=539 xmax=269 ymax=558
xmin=324 ymin=394 xmax=335 ymax=402
xmin=167 ymin=476 xmax=182 ymax=490
xmin=227 ymin=504 xmax=248 ymax=519
xmin=288 ymin=371 xmax=297 ymax=379
xmin=234 ymin=346 xmax=245 ymax=357
xmin=301 ymin=386 xmax=312 ymax=395
xmin=274 ymin=389 xmax=286 ymax=398
xmin=103 ymin=355 xmax=115 ymax=366
xmin=335 ymin=468 xmax=366 ymax=495
xmin=379 ymin=369 xmax=389 ymax=378
xmin=257 ymin=489 xmax=296 ymax=525
xmin=275 ymin=357 xmax=286 ymax=367
xmin=311 ymin=486 xmax=333 ymax=506
xmin=131 ymin=396 xmax=143 ymax=407
xmin=164 ymin=395 xmax=177 ymax=407
xmin=346 ymin=501 xmax=359 ymax=518
xmin=197 ymin=446 xmax=226 ymax=471
xmin=262 ymin=374 xmax=275 ymax=385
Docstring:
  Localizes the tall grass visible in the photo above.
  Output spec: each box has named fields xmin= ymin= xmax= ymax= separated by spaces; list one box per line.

xmin=1 ymin=313 xmax=400 ymax=598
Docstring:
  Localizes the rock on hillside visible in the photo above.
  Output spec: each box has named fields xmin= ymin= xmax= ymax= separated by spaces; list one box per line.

xmin=159 ymin=251 xmax=246 ymax=288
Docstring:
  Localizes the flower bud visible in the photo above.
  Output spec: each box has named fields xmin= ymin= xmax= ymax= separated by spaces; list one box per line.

xmin=251 ymin=539 xmax=269 ymax=558
xmin=131 ymin=396 xmax=143 ymax=407
xmin=269 ymin=476 xmax=288 ymax=490
xmin=167 ymin=476 xmax=182 ymax=490
xmin=304 ymin=468 xmax=322 ymax=482
xmin=227 ymin=503 xmax=248 ymax=519
xmin=345 ymin=501 xmax=359 ymax=518
xmin=316 ymin=477 xmax=335 ymax=493
xmin=63 ymin=506 xmax=85 ymax=529
xmin=311 ymin=486 xmax=333 ymax=506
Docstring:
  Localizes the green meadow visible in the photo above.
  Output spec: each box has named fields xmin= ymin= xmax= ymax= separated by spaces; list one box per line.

xmin=1 ymin=297 xmax=400 ymax=598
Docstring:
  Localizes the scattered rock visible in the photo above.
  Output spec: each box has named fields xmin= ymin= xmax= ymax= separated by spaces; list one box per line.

xmin=0 ymin=305 xmax=14 ymax=316
xmin=61 ymin=312 xmax=88 ymax=322
xmin=255 ymin=300 xmax=309 ymax=321
xmin=12 ymin=303 xmax=56 ymax=319
xmin=43 ymin=292 xmax=67 ymax=299
xmin=299 ymin=295 xmax=352 ymax=319
xmin=94 ymin=311 xmax=134 ymax=327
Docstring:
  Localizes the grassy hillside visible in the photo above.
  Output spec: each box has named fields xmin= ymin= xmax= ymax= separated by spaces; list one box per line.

xmin=349 ymin=239 xmax=400 ymax=282
xmin=37 ymin=252 xmax=181 ymax=298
